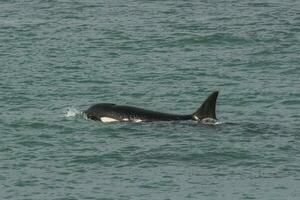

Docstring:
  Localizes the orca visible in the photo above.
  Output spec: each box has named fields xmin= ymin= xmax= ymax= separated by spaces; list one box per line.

xmin=84 ymin=91 xmax=218 ymax=123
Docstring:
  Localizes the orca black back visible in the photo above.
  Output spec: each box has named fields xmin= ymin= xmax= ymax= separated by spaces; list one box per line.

xmin=84 ymin=91 xmax=219 ymax=123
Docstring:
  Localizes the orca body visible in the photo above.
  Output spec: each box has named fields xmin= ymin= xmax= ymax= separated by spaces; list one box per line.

xmin=84 ymin=91 xmax=218 ymax=123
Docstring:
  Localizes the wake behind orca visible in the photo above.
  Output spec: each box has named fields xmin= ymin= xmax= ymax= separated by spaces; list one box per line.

xmin=84 ymin=91 xmax=218 ymax=123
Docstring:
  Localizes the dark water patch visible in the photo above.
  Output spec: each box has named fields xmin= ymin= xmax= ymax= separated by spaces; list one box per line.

xmin=173 ymin=33 xmax=252 ymax=46
xmin=247 ymin=2 xmax=278 ymax=8
xmin=71 ymin=152 xmax=125 ymax=165
xmin=280 ymin=99 xmax=300 ymax=106
xmin=17 ymin=140 xmax=54 ymax=148
xmin=128 ymin=141 xmax=258 ymax=168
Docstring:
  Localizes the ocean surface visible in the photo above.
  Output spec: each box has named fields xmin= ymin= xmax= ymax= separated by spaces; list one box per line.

xmin=1 ymin=0 xmax=299 ymax=199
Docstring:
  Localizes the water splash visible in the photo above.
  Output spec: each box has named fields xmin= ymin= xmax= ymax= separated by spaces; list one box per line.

xmin=63 ymin=107 xmax=81 ymax=118
xmin=213 ymin=121 xmax=224 ymax=125
xmin=201 ymin=118 xmax=224 ymax=125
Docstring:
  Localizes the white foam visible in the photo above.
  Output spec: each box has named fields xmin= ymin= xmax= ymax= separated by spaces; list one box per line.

xmin=201 ymin=118 xmax=217 ymax=123
xmin=201 ymin=118 xmax=223 ymax=125
xmin=64 ymin=108 xmax=81 ymax=117
xmin=213 ymin=121 xmax=224 ymax=125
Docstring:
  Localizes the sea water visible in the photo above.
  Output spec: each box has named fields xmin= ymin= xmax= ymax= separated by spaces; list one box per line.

xmin=0 ymin=1 xmax=299 ymax=199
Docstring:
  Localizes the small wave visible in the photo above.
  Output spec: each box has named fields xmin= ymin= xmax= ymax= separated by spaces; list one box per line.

xmin=213 ymin=121 xmax=224 ymax=125
xmin=63 ymin=107 xmax=81 ymax=118
xmin=201 ymin=118 xmax=224 ymax=125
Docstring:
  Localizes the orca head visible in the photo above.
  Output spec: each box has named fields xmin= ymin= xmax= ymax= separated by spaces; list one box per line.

xmin=84 ymin=103 xmax=116 ymax=121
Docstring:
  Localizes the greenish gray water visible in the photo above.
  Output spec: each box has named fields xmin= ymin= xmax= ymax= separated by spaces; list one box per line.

xmin=1 ymin=1 xmax=299 ymax=199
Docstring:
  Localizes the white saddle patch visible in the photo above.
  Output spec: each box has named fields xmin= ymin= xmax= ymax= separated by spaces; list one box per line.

xmin=100 ymin=117 xmax=119 ymax=123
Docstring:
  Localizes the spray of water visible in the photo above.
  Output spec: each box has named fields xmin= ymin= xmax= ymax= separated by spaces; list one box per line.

xmin=64 ymin=107 xmax=81 ymax=118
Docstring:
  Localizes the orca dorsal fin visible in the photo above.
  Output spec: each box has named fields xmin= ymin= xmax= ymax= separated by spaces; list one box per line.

xmin=193 ymin=91 xmax=218 ymax=121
